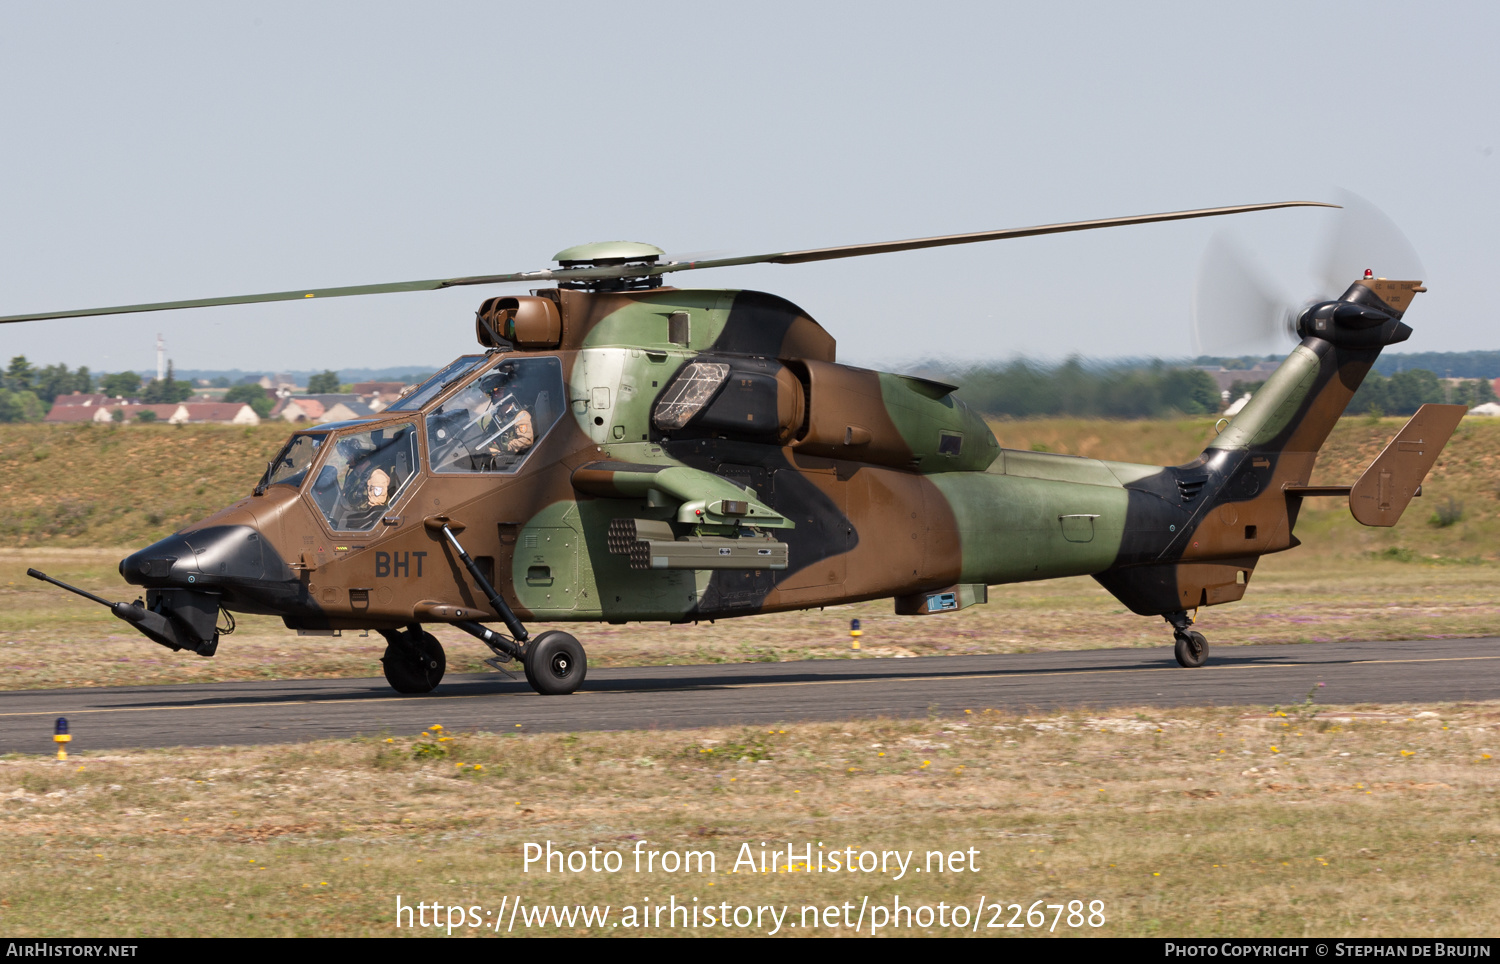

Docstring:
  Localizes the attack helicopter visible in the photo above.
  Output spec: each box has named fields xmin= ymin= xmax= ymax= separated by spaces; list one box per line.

xmin=10 ymin=201 xmax=1465 ymax=696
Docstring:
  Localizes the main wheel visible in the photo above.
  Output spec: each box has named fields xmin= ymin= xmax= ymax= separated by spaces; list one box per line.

xmin=381 ymin=629 xmax=446 ymax=693
xmin=1174 ymin=630 xmax=1209 ymax=668
xmin=523 ymin=631 xmax=586 ymax=695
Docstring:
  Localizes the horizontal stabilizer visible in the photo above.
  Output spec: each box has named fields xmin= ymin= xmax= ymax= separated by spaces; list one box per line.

xmin=1349 ymin=404 xmax=1466 ymax=526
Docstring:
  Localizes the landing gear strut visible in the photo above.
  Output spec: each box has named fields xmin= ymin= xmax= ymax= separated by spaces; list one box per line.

xmin=1164 ymin=610 xmax=1209 ymax=668
xmin=436 ymin=520 xmax=586 ymax=696
xmin=380 ymin=624 xmax=446 ymax=693
xmin=453 ymin=621 xmax=588 ymax=696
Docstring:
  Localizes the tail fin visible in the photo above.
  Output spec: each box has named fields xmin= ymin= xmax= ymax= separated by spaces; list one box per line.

xmin=1208 ymin=278 xmax=1423 ymax=466
xmin=1094 ymin=278 xmax=1435 ymax=617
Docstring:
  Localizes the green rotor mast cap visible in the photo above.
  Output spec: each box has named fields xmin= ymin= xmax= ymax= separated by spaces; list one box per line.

xmin=553 ymin=241 xmax=665 ymax=266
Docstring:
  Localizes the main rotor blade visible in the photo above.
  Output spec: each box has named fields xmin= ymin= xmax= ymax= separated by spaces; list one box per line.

xmin=0 ymin=200 xmax=1335 ymax=324
xmin=652 ymin=200 xmax=1339 ymax=275
xmin=0 ymin=275 xmax=534 ymax=325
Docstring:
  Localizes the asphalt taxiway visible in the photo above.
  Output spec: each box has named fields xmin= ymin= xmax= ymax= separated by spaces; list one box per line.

xmin=0 ymin=637 xmax=1495 ymax=753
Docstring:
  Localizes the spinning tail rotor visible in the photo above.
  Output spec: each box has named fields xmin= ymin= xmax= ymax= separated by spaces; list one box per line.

xmin=1191 ymin=191 xmax=1424 ymax=358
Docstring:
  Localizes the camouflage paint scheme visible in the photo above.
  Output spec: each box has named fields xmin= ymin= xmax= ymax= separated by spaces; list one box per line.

xmin=120 ymin=277 xmax=1448 ymax=646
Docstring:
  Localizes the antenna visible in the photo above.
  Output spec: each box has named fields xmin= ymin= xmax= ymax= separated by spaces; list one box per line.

xmin=156 ymin=333 xmax=165 ymax=382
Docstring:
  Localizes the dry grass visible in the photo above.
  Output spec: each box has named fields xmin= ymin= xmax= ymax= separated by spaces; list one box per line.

xmin=0 ymin=702 xmax=1496 ymax=936
xmin=0 ymin=423 xmax=289 ymax=548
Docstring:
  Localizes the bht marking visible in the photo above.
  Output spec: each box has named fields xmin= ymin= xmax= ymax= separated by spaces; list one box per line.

xmin=375 ymin=551 xmax=427 ymax=578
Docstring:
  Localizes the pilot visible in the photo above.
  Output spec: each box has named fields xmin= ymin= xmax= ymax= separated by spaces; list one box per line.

xmin=473 ymin=364 xmax=533 ymax=461
xmin=335 ymin=436 xmax=384 ymax=515
xmin=493 ymin=392 xmax=534 ymax=454
xmin=363 ymin=466 xmax=392 ymax=506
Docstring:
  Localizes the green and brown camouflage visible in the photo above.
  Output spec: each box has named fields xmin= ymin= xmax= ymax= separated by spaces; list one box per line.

xmin=14 ymin=200 xmax=1461 ymax=687
xmin=111 ymin=274 xmax=1462 ymax=670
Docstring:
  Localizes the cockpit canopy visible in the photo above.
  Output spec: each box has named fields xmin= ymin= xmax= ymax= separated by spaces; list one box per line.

xmin=424 ymin=356 xmax=562 ymax=473
xmin=263 ymin=354 xmax=566 ymax=532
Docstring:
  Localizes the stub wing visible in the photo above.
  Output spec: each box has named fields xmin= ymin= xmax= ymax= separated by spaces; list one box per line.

xmin=570 ymin=461 xmax=793 ymax=528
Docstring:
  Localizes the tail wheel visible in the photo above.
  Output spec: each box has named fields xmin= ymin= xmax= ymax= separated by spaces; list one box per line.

xmin=381 ymin=629 xmax=446 ymax=693
xmin=1174 ymin=630 xmax=1209 ymax=668
xmin=523 ymin=631 xmax=586 ymax=695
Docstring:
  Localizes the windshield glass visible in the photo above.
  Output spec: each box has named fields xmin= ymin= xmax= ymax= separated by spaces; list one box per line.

xmin=384 ymin=355 xmax=488 ymax=412
xmin=266 ymin=434 xmax=324 ymax=489
xmin=308 ymin=423 xmax=420 ymax=531
xmin=426 ymin=357 xmax=564 ymax=474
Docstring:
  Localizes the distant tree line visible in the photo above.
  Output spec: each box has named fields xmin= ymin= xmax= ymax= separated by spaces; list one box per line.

xmin=5 ymin=353 xmax=1494 ymax=425
xmin=0 ymin=356 xmax=194 ymax=423
xmin=1228 ymin=371 xmax=1499 ymax=416
xmin=1370 ymin=350 xmax=1500 ymax=379
xmin=1198 ymin=350 xmax=1500 ymax=380
xmin=1347 ymin=370 xmax=1494 ymax=415
xmin=0 ymin=358 xmax=369 ymax=423
xmin=223 ymin=383 xmax=275 ymax=417
xmin=950 ymin=359 xmax=1496 ymax=420
xmin=953 ymin=359 xmax=1223 ymax=418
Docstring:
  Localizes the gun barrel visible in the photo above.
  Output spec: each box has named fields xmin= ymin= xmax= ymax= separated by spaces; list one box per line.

xmin=25 ymin=569 xmax=116 ymax=608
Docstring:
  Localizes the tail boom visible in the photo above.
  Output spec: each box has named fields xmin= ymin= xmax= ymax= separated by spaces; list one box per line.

xmin=1093 ymin=278 xmax=1446 ymax=617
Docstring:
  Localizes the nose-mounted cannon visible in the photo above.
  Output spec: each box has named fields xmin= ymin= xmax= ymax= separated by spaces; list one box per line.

xmin=27 ymin=568 xmax=225 ymax=656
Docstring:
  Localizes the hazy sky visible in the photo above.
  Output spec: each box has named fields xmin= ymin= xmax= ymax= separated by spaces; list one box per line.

xmin=1 ymin=2 xmax=1495 ymax=375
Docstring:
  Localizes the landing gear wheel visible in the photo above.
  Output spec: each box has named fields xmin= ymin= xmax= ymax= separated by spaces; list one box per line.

xmin=1174 ymin=630 xmax=1209 ymax=668
xmin=381 ymin=628 xmax=446 ymax=693
xmin=523 ymin=631 xmax=586 ymax=695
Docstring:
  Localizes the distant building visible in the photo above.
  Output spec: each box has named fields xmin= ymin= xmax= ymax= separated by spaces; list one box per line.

xmin=49 ymin=392 xmax=116 ymax=408
xmin=174 ymin=402 xmax=261 ymax=425
xmin=1468 ymin=402 xmax=1500 ymax=417
xmin=1196 ymin=361 xmax=1279 ymax=394
xmin=269 ymin=394 xmax=375 ymax=423
xmin=350 ymin=381 xmax=405 ymax=395
xmin=349 ymin=381 xmax=409 ymax=413
xmin=44 ymin=397 xmax=258 ymax=425
xmin=1222 ymin=393 xmax=1252 ymax=417
xmin=45 ymin=393 xmax=144 ymax=422
xmin=257 ymin=374 xmax=302 ymax=396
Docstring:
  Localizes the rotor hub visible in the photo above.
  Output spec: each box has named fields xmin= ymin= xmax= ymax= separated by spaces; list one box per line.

xmin=552 ymin=241 xmax=665 ymax=291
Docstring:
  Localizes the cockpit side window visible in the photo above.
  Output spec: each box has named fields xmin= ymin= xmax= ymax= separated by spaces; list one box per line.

xmin=425 ymin=357 xmax=564 ymax=474
xmin=266 ymin=434 xmax=324 ymax=489
xmin=311 ymin=423 xmax=420 ymax=531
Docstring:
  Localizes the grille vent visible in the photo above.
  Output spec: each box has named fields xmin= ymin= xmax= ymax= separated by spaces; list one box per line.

xmin=1176 ymin=476 xmax=1208 ymax=503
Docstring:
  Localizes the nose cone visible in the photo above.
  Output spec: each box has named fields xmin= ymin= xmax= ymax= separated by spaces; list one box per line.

xmin=121 ymin=525 xmax=271 ymax=589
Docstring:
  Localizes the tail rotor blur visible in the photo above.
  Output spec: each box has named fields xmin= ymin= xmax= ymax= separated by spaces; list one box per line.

xmin=1191 ymin=191 xmax=1423 ymax=359
xmin=1315 ymin=191 xmax=1425 ymax=298
xmin=1190 ymin=233 xmax=1297 ymax=357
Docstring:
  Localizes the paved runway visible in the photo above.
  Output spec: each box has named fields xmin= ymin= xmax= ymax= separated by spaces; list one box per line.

xmin=1 ymin=637 xmax=1496 ymax=753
